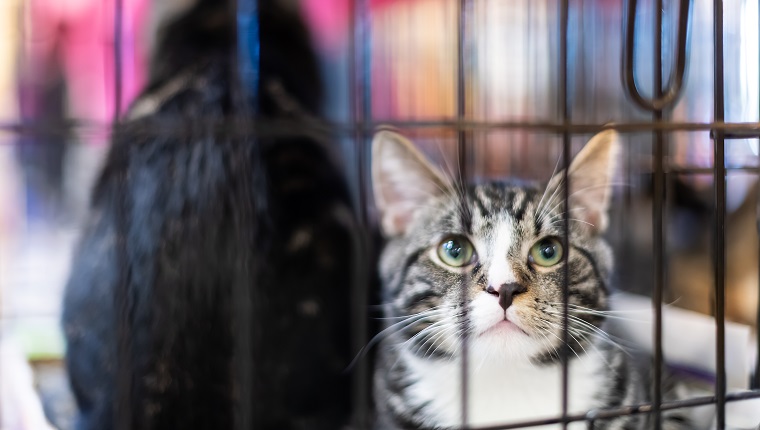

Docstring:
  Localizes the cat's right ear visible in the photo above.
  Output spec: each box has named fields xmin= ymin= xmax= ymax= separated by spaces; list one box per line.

xmin=372 ymin=131 xmax=449 ymax=237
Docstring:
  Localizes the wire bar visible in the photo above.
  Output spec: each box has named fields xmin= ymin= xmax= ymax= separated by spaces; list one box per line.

xmin=712 ymin=0 xmax=727 ymax=428
xmin=348 ymin=0 xmax=372 ymax=427
xmin=464 ymin=390 xmax=760 ymax=430
xmin=114 ymin=148 xmax=134 ymax=430
xmin=231 ymin=1 xmax=260 ymax=428
xmin=559 ymin=1 xmax=571 ymax=427
xmin=5 ymin=119 xmax=760 ymax=138
xmin=113 ymin=0 xmax=124 ymax=121
xmin=756 ymin=165 xmax=760 ymax=389
xmin=456 ymin=0 xmax=473 ymax=426
xmin=112 ymin=1 xmax=130 ymax=426
xmin=651 ymin=0 xmax=665 ymax=427
xmin=755 ymin=0 xmax=760 ymax=392
xmin=623 ymin=0 xmax=692 ymax=111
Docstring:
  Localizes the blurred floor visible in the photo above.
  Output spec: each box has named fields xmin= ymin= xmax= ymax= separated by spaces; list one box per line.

xmin=0 ymin=140 xmax=104 ymax=429
xmin=33 ymin=361 xmax=77 ymax=430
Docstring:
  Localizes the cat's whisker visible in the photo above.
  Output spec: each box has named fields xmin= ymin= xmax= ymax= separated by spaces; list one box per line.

xmin=400 ymin=317 xmax=452 ymax=346
xmin=549 ymin=217 xmax=595 ymax=228
xmin=569 ymin=311 xmax=647 ymax=323
xmin=382 ymin=310 xmax=450 ymax=329
xmin=571 ymin=327 xmax=633 ymax=358
xmin=546 ymin=310 xmax=607 ymax=335
xmin=372 ymin=306 xmax=453 ymax=320
xmin=534 ymin=329 xmax=560 ymax=363
xmin=442 ymin=329 xmax=467 ymax=363
xmin=540 ymin=181 xmax=630 ymax=222
xmin=535 ymin=178 xmax=565 ymax=225
xmin=567 ymin=328 xmax=614 ymax=367
xmin=538 ymin=206 xmax=588 ymax=225
xmin=562 ymin=326 xmax=591 ymax=357
xmin=425 ymin=326 xmax=461 ymax=359
xmin=542 ymin=309 xmax=634 ymax=355
xmin=539 ymin=324 xmax=583 ymax=361
xmin=548 ymin=303 xmax=649 ymax=323
xmin=565 ymin=321 xmax=634 ymax=357
xmin=545 ymin=318 xmax=620 ymax=362
xmin=534 ymin=325 xmax=561 ymax=358
xmin=536 ymin=206 xmax=590 ymax=229
xmin=552 ymin=302 xmax=651 ymax=314
xmin=414 ymin=320 xmax=455 ymax=348
xmin=432 ymin=142 xmax=470 ymax=205
xmin=345 ymin=308 xmax=452 ymax=371
xmin=419 ymin=329 xmax=451 ymax=358
xmin=534 ymin=151 xmax=564 ymax=221
xmin=413 ymin=323 xmax=461 ymax=362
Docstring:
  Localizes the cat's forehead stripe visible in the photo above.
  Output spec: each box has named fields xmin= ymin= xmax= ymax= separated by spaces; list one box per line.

xmin=486 ymin=217 xmax=518 ymax=286
xmin=511 ymin=189 xmax=531 ymax=222
xmin=469 ymin=184 xmax=538 ymax=224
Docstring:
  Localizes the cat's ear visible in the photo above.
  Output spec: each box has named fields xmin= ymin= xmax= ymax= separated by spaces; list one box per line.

xmin=546 ymin=130 xmax=620 ymax=234
xmin=372 ymin=130 xmax=450 ymax=237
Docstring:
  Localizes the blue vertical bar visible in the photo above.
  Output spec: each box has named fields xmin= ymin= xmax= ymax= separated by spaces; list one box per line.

xmin=237 ymin=0 xmax=260 ymax=110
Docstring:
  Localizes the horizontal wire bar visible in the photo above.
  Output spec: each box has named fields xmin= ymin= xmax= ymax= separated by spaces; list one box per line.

xmin=2 ymin=120 xmax=760 ymax=137
xmin=455 ymin=390 xmax=760 ymax=430
xmin=669 ymin=166 xmax=759 ymax=174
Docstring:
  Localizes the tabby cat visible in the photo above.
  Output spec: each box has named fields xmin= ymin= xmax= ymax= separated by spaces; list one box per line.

xmin=371 ymin=130 xmax=690 ymax=429
xmin=62 ymin=1 xmax=356 ymax=429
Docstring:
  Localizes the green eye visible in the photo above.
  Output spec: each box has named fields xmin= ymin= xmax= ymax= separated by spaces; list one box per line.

xmin=529 ymin=237 xmax=563 ymax=267
xmin=437 ymin=236 xmax=476 ymax=267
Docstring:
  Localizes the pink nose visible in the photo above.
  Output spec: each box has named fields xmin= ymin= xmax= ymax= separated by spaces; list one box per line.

xmin=486 ymin=283 xmax=527 ymax=310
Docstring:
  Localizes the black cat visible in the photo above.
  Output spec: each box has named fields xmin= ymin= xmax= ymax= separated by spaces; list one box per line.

xmin=62 ymin=1 xmax=357 ymax=429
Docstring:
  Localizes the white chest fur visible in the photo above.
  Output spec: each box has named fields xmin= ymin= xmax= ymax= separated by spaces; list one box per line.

xmin=402 ymin=349 xmax=605 ymax=429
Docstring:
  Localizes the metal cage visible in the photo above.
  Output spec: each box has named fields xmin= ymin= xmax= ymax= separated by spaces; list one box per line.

xmin=341 ymin=0 xmax=760 ymax=428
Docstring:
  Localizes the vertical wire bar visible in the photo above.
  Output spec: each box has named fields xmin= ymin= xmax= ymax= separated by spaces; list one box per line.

xmin=231 ymin=144 xmax=255 ymax=430
xmin=349 ymin=0 xmax=371 ymax=226
xmin=112 ymin=0 xmax=131 ymax=427
xmin=756 ymin=0 xmax=760 ymax=389
xmin=232 ymin=1 xmax=258 ymax=428
xmin=651 ymin=0 xmax=664 ymax=428
xmin=559 ymin=0 xmax=570 ymax=427
xmin=115 ymin=172 xmax=134 ymax=430
xmin=713 ymin=0 xmax=727 ymax=427
xmin=457 ymin=0 xmax=472 ymax=426
xmin=113 ymin=0 xmax=123 ymax=121
xmin=756 ymin=161 xmax=760 ymax=389
xmin=349 ymin=0 xmax=371 ymax=427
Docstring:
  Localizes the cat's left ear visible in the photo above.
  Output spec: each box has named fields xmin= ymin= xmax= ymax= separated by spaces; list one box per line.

xmin=372 ymin=130 xmax=450 ymax=237
xmin=546 ymin=130 xmax=620 ymax=234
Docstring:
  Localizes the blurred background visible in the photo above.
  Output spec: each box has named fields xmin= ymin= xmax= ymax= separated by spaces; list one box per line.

xmin=0 ymin=0 xmax=759 ymax=428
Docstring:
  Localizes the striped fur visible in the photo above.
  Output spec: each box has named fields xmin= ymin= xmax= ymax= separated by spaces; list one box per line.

xmin=371 ymin=131 xmax=691 ymax=429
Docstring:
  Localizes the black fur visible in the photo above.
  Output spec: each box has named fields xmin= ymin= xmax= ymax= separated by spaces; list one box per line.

xmin=62 ymin=1 xmax=356 ymax=429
